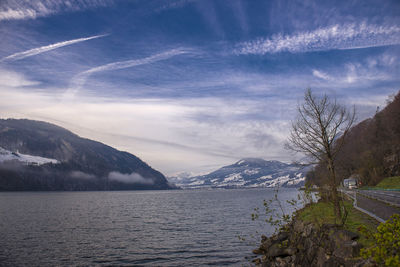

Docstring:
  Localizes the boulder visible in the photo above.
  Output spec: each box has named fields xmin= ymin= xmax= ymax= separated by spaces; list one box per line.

xmin=266 ymin=243 xmax=289 ymax=258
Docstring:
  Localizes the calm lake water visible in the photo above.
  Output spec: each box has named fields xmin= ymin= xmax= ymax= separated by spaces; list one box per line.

xmin=0 ymin=188 xmax=300 ymax=266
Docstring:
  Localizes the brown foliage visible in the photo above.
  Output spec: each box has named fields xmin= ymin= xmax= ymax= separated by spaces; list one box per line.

xmin=308 ymin=91 xmax=400 ymax=186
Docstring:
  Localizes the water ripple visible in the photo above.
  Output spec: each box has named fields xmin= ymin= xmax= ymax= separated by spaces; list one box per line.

xmin=0 ymin=188 xmax=298 ymax=266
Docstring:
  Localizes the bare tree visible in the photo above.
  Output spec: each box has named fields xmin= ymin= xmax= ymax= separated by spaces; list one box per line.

xmin=286 ymin=88 xmax=355 ymax=220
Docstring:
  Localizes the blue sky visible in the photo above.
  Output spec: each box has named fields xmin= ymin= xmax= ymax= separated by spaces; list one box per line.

xmin=0 ymin=0 xmax=399 ymax=175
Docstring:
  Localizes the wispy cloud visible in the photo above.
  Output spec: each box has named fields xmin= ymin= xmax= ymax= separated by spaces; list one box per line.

xmin=195 ymin=1 xmax=224 ymax=37
xmin=0 ymin=8 xmax=38 ymax=21
xmin=0 ymin=68 xmax=39 ymax=87
xmin=230 ymin=0 xmax=249 ymax=34
xmin=108 ymin=172 xmax=153 ymax=184
xmin=234 ymin=23 xmax=400 ymax=55
xmin=155 ymin=0 xmax=197 ymax=13
xmin=312 ymin=69 xmax=332 ymax=81
xmin=0 ymin=0 xmax=112 ymax=21
xmin=65 ymin=48 xmax=190 ymax=97
xmin=1 ymin=34 xmax=107 ymax=62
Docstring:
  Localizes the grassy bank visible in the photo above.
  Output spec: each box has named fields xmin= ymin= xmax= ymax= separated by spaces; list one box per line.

xmin=375 ymin=176 xmax=400 ymax=189
xmin=362 ymin=176 xmax=400 ymax=190
xmin=297 ymin=201 xmax=379 ymax=247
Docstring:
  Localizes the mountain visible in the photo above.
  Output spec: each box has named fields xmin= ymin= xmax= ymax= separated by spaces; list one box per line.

xmin=168 ymin=158 xmax=308 ymax=189
xmin=0 ymin=119 xmax=173 ymax=191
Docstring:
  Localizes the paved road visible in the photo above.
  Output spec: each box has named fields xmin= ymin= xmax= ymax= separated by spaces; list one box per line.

xmin=355 ymin=193 xmax=400 ymax=221
xmin=356 ymin=190 xmax=400 ymax=207
xmin=340 ymin=189 xmax=400 ymax=222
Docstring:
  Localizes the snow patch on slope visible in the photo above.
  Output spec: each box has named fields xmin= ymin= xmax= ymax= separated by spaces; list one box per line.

xmin=224 ymin=173 xmax=242 ymax=182
xmin=0 ymin=147 xmax=59 ymax=165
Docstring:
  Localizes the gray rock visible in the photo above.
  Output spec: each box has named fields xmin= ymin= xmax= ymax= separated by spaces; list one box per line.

xmin=302 ymin=223 xmax=314 ymax=237
xmin=261 ymin=234 xmax=268 ymax=242
xmin=333 ymin=241 xmax=362 ymax=259
xmin=260 ymin=238 xmax=273 ymax=252
xmin=266 ymin=243 xmax=286 ymax=258
xmin=293 ymin=220 xmax=305 ymax=233
xmin=253 ymin=248 xmax=263 ymax=255
xmin=252 ymin=257 xmax=261 ymax=265
xmin=334 ymin=229 xmax=359 ymax=241
xmin=271 ymin=231 xmax=289 ymax=243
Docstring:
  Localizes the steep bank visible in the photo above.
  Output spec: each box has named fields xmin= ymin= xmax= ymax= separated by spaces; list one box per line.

xmin=251 ymin=199 xmax=382 ymax=266
xmin=252 ymin=215 xmax=365 ymax=266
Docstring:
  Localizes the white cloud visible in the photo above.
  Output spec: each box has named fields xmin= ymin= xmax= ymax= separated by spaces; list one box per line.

xmin=0 ymin=8 xmax=39 ymax=20
xmin=0 ymin=0 xmax=112 ymax=21
xmin=312 ymin=69 xmax=332 ymax=81
xmin=0 ymin=68 xmax=39 ymax=87
xmin=108 ymin=171 xmax=153 ymax=184
xmin=1 ymin=34 xmax=107 ymax=62
xmin=345 ymin=64 xmax=357 ymax=83
xmin=234 ymin=23 xmax=400 ymax=55
xmin=379 ymin=54 xmax=397 ymax=66
xmin=308 ymin=53 xmax=399 ymax=88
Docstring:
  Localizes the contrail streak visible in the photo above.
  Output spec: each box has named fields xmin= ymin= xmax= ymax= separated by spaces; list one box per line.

xmin=64 ymin=48 xmax=190 ymax=98
xmin=1 ymin=34 xmax=108 ymax=61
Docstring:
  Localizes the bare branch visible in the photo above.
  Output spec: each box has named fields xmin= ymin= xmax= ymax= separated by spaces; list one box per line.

xmin=286 ymin=88 xmax=356 ymax=220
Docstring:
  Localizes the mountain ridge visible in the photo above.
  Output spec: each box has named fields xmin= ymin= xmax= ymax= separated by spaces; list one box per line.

xmin=168 ymin=158 xmax=308 ymax=189
xmin=0 ymin=118 xmax=173 ymax=191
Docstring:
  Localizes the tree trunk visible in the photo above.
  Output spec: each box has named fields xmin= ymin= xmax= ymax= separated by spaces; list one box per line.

xmin=327 ymin=159 xmax=342 ymax=221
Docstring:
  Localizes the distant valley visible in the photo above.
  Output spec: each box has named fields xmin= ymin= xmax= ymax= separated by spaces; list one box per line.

xmin=168 ymin=158 xmax=308 ymax=189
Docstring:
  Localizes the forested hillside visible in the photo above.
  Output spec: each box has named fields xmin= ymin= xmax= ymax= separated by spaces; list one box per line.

xmin=308 ymin=91 xmax=400 ymax=186
xmin=0 ymin=119 xmax=172 ymax=191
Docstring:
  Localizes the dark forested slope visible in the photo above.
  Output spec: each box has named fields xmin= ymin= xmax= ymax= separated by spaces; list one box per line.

xmin=308 ymin=91 xmax=400 ymax=186
xmin=0 ymin=119 xmax=172 ymax=190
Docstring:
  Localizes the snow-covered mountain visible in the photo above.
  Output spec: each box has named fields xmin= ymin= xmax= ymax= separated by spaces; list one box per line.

xmin=168 ymin=158 xmax=308 ymax=189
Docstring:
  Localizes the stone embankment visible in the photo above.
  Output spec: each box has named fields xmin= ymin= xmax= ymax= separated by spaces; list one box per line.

xmin=252 ymin=217 xmax=369 ymax=267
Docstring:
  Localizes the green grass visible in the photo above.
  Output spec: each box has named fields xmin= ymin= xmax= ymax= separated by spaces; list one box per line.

xmin=298 ymin=201 xmax=379 ymax=247
xmin=375 ymin=176 xmax=400 ymax=189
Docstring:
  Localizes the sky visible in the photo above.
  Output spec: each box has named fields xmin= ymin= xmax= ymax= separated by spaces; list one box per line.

xmin=0 ymin=0 xmax=399 ymax=176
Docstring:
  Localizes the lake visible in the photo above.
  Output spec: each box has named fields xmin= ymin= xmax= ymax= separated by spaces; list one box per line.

xmin=0 ymin=188 xmax=300 ymax=266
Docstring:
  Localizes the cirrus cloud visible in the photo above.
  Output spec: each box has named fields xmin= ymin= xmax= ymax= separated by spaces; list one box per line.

xmin=234 ymin=23 xmax=400 ymax=55
xmin=0 ymin=0 xmax=113 ymax=21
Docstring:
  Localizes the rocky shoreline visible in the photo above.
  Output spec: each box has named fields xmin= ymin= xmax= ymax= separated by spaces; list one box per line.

xmin=252 ymin=213 xmax=370 ymax=266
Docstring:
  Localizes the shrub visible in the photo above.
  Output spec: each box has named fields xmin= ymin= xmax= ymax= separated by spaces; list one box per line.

xmin=360 ymin=214 xmax=400 ymax=266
